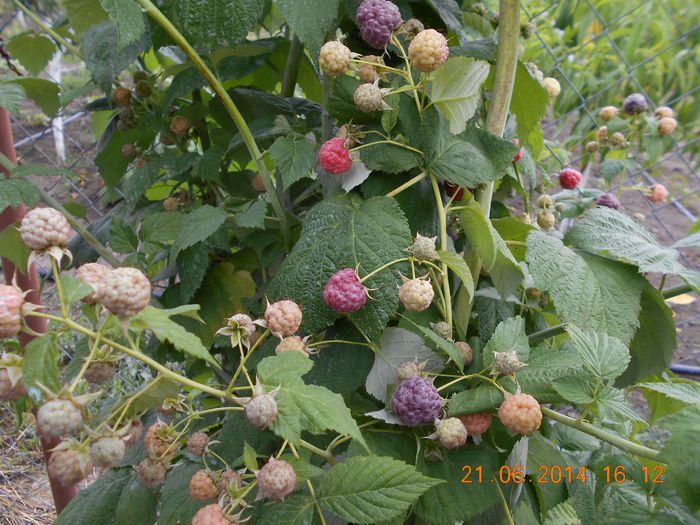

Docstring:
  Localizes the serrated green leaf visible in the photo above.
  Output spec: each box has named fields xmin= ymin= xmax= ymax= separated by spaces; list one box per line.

xmin=327 ymin=76 xmax=377 ymax=125
xmin=318 ymin=456 xmax=443 ymax=524
xmin=269 ymin=136 xmax=316 ymax=190
xmin=109 ymin=217 xmax=139 ymax=253
xmin=448 ymin=382 xmax=506 ymax=415
xmin=428 ymin=57 xmax=489 ymax=134
xmin=120 ymin=377 xmax=180 ymax=417
xmin=192 ymin=145 xmax=224 ymax=182
xmin=22 ymin=335 xmax=60 ymax=401
xmin=0 ymin=224 xmax=30 ymax=271
xmin=526 ymin=231 xmax=643 ymax=344
xmin=97 ymin=126 xmax=157 ymax=188
xmin=510 ymin=62 xmax=549 ymax=147
xmin=256 ymin=494 xmax=315 ymax=525
xmin=278 ymin=0 xmax=339 ymax=58
xmin=60 ymin=0 xmax=108 ymax=35
xmin=359 ymin=139 xmax=419 ymax=174
xmin=426 ymin=0 xmax=469 ymax=43
xmin=55 ymin=469 xmax=132 ymax=525
xmin=114 ymin=475 xmax=159 ymax=525
xmin=257 ymin=351 xmax=312 ymax=387
xmin=483 ymin=316 xmax=529 ymax=367
xmin=176 ymin=242 xmax=209 ymax=301
xmin=59 ymin=275 xmax=93 ymax=304
xmin=437 ymin=249 xmax=474 ymax=303
xmin=98 ymin=0 xmax=145 ymax=48
xmin=599 ymin=159 xmax=631 ymax=183
xmin=660 ymin=406 xmax=700 ymax=512
xmin=212 ymin=410 xmax=277 ymax=464
xmin=596 ymin=386 xmax=645 ymax=422
xmin=157 ymin=462 xmax=206 ymax=524
xmin=449 ymin=38 xmax=497 ymax=62
xmin=638 ymin=381 xmax=700 ymax=405
xmin=6 ymin=78 xmax=60 ymax=118
xmin=518 ymin=346 xmax=586 ymax=403
xmin=243 ymin=442 xmax=258 ymax=471
xmin=140 ymin=211 xmax=183 ymax=251
xmin=401 ymin=316 xmax=464 ymax=370
xmin=543 ymin=501 xmax=581 ymax=525
xmin=0 ymin=178 xmax=42 ymax=214
xmin=0 ymin=82 xmax=26 ymax=114
xmin=171 ymin=205 xmax=228 ymax=259
xmin=6 ymin=33 xmax=57 ymax=76
xmin=233 ymin=199 xmax=267 ymax=229
xmin=551 ymin=375 xmax=597 ymax=404
xmin=566 ymin=325 xmax=630 ymax=381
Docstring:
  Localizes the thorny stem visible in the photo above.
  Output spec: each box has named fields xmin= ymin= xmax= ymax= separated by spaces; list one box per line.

xmin=430 ymin=174 xmax=452 ymax=328
xmin=386 ymin=172 xmax=428 ymax=198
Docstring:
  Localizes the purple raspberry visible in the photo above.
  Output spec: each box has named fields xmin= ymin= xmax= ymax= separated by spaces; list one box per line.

xmin=596 ymin=193 xmax=620 ymax=209
xmin=323 ymin=268 xmax=368 ymax=313
xmin=391 ymin=377 xmax=442 ymax=427
xmin=356 ymin=0 xmax=402 ymax=49
xmin=622 ymin=93 xmax=647 ymax=115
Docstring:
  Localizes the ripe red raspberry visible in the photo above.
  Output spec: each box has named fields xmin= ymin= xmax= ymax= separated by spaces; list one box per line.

xmin=319 ymin=138 xmax=353 ymax=175
xmin=435 ymin=417 xmax=467 ymax=449
xmin=83 ymin=360 xmax=115 ymax=385
xmin=134 ymin=458 xmax=167 ymax=489
xmin=76 ymin=263 xmax=109 ymax=304
xmin=398 ymin=277 xmax=434 ymax=312
xmin=408 ymin=29 xmax=449 ymax=73
xmin=98 ymin=267 xmax=151 ymax=318
xmin=189 ymin=470 xmax=219 ymax=501
xmin=37 ymin=399 xmax=83 ymax=438
xmin=648 ymin=183 xmax=668 ymax=204
xmin=356 ymin=0 xmax=402 ymax=49
xmin=275 ymin=336 xmax=309 ymax=357
xmin=187 ymin=431 xmax=210 ymax=456
xmin=443 ymin=181 xmax=465 ymax=200
xmin=323 ymin=268 xmax=368 ymax=313
xmin=354 ymin=82 xmax=384 ymax=112
xmin=145 ymin=422 xmax=175 ymax=458
xmin=511 ymin=139 xmax=524 ymax=162
xmin=89 ymin=437 xmax=126 ymax=469
xmin=0 ymin=284 xmax=23 ymax=338
xmin=598 ymin=106 xmax=617 ymax=121
xmin=559 ymin=168 xmax=582 ymax=190
xmin=256 ymin=458 xmax=297 ymax=501
xmin=658 ymin=117 xmax=677 ymax=136
xmin=596 ymin=193 xmax=620 ymax=209
xmin=391 ymin=377 xmax=442 ymax=427
xmin=20 ymin=207 xmax=73 ymax=251
xmin=454 ymin=342 xmax=473 ymax=366
xmin=48 ymin=447 xmax=92 ymax=487
xmin=0 ymin=354 xmax=25 ymax=401
xmin=192 ymin=503 xmax=233 ymax=525
xmin=458 ymin=412 xmax=492 ymax=437
xmin=654 ymin=106 xmax=674 ymax=119
xmin=245 ymin=393 xmax=278 ymax=429
xmin=498 ymin=393 xmax=542 ymax=435
xmin=265 ymin=300 xmax=303 ymax=337
xmin=319 ymin=41 xmax=351 ymax=77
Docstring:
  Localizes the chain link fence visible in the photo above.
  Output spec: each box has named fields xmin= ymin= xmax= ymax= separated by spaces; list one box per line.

xmin=1 ymin=1 xmax=699 ymax=522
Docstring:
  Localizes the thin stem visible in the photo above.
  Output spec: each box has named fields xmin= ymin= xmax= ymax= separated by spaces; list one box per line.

xmin=288 ymin=443 xmax=328 ymax=525
xmin=69 ymin=323 xmax=104 ymax=391
xmin=430 ymin=174 xmax=452 ymax=328
xmin=359 ymin=257 xmax=411 ymax=283
xmin=662 ymin=283 xmax=693 ymax=298
xmin=428 ymin=267 xmax=447 ymax=317
xmin=50 ymin=257 xmax=67 ymax=317
xmin=307 ymin=339 xmax=371 ymax=348
xmin=350 ymin=140 xmax=424 ymax=156
xmin=226 ymin=329 xmax=269 ymax=395
xmin=494 ymin=480 xmax=516 ymax=525
xmin=12 ymin=0 xmax=80 ymax=56
xmin=527 ymin=323 xmax=568 ymax=345
xmin=299 ymin=439 xmax=337 ymax=465
xmin=135 ymin=0 xmax=290 ymax=246
xmin=351 ymin=59 xmax=407 ymax=77
xmin=541 ymin=407 xmax=662 ymax=462
xmin=657 ymin=274 xmax=667 ymax=292
xmin=281 ymin=35 xmax=303 ymax=97
xmin=391 ymin=35 xmax=422 ymax=113
xmin=386 ymin=172 xmax=428 ymax=198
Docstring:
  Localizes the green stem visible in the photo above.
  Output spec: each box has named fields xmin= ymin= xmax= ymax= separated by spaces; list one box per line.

xmin=69 ymin=323 xmax=104 ymax=391
xmin=281 ymin=35 xmax=303 ymax=97
xmin=51 ymin=257 xmax=68 ymax=317
xmin=494 ymin=480 xmax=516 ymax=525
xmin=299 ymin=439 xmax=337 ymax=465
xmin=359 ymin=257 xmax=411 ymax=283
xmin=386 ymin=172 xmax=428 ymax=198
xmin=662 ymin=283 xmax=693 ymax=298
xmin=351 ymin=59 xmax=406 ymax=77
xmin=527 ymin=323 xmax=568 ymax=345
xmin=541 ymin=407 xmax=662 ymax=462
xmin=135 ymin=0 xmax=290 ymax=246
xmin=350 ymin=140 xmax=424 ymax=156
xmin=12 ymin=0 xmax=80 ymax=56
xmin=226 ymin=329 xmax=269 ymax=395
xmin=390 ymin=34 xmax=422 ymax=113
xmin=430 ymin=174 xmax=452 ymax=328
xmin=307 ymin=339 xmax=371 ymax=348
xmin=657 ymin=274 xmax=667 ymax=292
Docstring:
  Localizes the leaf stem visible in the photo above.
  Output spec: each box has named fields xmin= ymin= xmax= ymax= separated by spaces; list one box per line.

xmin=226 ymin=329 xmax=269 ymax=395
xmin=430 ymin=174 xmax=452 ymax=328
xmin=359 ymin=257 xmax=411 ymax=283
xmin=281 ymin=34 xmax=303 ymax=98
xmin=527 ymin=323 xmax=568 ymax=345
xmin=299 ymin=439 xmax=336 ymax=465
xmin=386 ymin=172 xmax=428 ymax=198
xmin=494 ymin=479 xmax=516 ymax=525
xmin=662 ymin=284 xmax=692 ymax=299
xmin=390 ymin=34 xmax=422 ymax=113
xmin=350 ymin=140 xmax=424 ymax=156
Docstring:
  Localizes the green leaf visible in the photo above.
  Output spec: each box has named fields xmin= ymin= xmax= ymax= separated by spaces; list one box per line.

xmin=659 ymin=406 xmax=700 ymax=511
xmin=257 ymin=351 xmax=312 ymax=387
xmin=6 ymin=33 xmax=57 ymax=76
xmin=328 ymin=76 xmax=377 ymax=125
xmin=269 ymin=136 xmax=316 ymax=190
xmin=0 ymin=178 xmax=42 ymax=214
xmin=59 ymin=275 xmax=93 ymax=304
xmin=242 ymin=442 xmax=258 ymax=471
xmin=98 ymin=0 xmax=146 ymax=48
xmin=518 ymin=345 xmax=586 ymax=403
xmin=256 ymin=494 xmax=315 ymax=525
xmin=120 ymin=377 xmax=180 ymax=417
xmin=192 ymin=145 xmax=224 ymax=182
xmin=428 ymin=57 xmax=490 ymax=134
xmin=140 ymin=211 xmax=183 ymax=252
xmin=401 ymin=316 xmax=465 ymax=370
xmin=564 ymin=207 xmax=682 ymax=274
xmin=426 ymin=0 xmax=469 ymax=43
xmin=7 ymin=78 xmax=60 ymax=117
xmin=171 ymin=205 xmax=228 ymax=259
xmin=526 ymin=231 xmax=643 ymax=344
xmin=543 ymin=501 xmax=581 ymax=525
xmin=436 ymin=249 xmax=474 ymax=303
xmin=55 ymin=469 xmax=133 ymax=525
xmin=318 ymin=456 xmax=443 ymax=524
xmin=638 ymin=381 xmax=700 ymax=406
xmin=233 ymin=199 xmax=268 ymax=229
xmin=0 ymin=82 xmax=26 ymax=114
xmin=157 ymin=462 xmax=206 ymax=524
xmin=566 ymin=325 xmax=630 ymax=381
xmin=551 ymin=375 xmax=597 ymax=405
xmin=97 ymin=127 xmax=156 ymax=188
xmin=0 ymin=224 xmax=30 ymax=271
xmin=176 ymin=243 xmax=209 ymax=302
xmin=170 ymin=0 xmax=264 ymax=53
xmin=596 ymin=386 xmax=645 ymax=422
xmin=449 ymin=38 xmax=497 ymax=62
xmin=61 ymin=0 xmax=108 ymax=35
xmin=483 ymin=316 xmax=529 ymax=367
xmin=278 ymin=0 xmax=340 ymax=58
xmin=212 ymin=410 xmax=277 ymax=465
xmin=114 ymin=476 xmax=159 ymax=525
xmin=510 ymin=62 xmax=549 ymax=146
xmin=12 ymin=164 xmax=75 ymax=178
xmin=268 ymin=195 xmax=411 ymax=339
xmin=448 ymin=382 xmax=505 ymax=415
xmin=131 ymin=306 xmax=219 ymax=367
xmin=359 ymin=139 xmax=419 ymax=174
xmin=22 ymin=335 xmax=60 ymax=401
xmin=109 ymin=217 xmax=139 ymax=253
xmin=599 ymin=159 xmax=632 ymax=183
xmin=459 ymin=200 xmax=524 ymax=298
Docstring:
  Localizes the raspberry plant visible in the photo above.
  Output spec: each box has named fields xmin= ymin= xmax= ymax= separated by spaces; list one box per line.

xmin=0 ymin=0 xmax=699 ymax=524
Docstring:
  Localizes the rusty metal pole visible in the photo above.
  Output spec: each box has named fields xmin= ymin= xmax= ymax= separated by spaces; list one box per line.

xmin=0 ymin=108 xmax=78 ymax=513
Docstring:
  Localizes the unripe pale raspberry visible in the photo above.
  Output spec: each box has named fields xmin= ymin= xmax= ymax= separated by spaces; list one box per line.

xmin=623 ymin=93 xmax=647 ymax=115
xmin=135 ymin=80 xmax=151 ymax=98
xmin=169 ymin=115 xmax=191 ymax=136
xmin=599 ymin=105 xmax=617 ymax=121
xmin=654 ymin=106 xmax=674 ymax=119
xmin=319 ymin=41 xmax=351 ymax=77
xmin=559 ymin=168 xmax=582 ymax=190
xmin=83 ymin=360 xmax=115 ymax=385
xmin=408 ymin=29 xmax=449 ymax=73
xmin=48 ymin=448 xmax=92 ymax=487
xmin=658 ymin=116 xmax=677 ymax=136
xmin=356 ymin=0 xmax=402 ymax=49
xmin=586 ymin=141 xmax=599 ymax=153
xmin=0 ymin=284 xmax=23 ymax=338
xmin=112 ymin=86 xmax=131 ymax=106
xmin=245 ymin=393 xmax=278 ymax=429
xmin=398 ymin=278 xmax=434 ymax=312
xmin=20 ymin=207 xmax=73 ymax=251
xmin=135 ymin=458 xmax=167 ymax=489
xmin=435 ymin=417 xmax=467 ymax=449
xmin=265 ymin=300 xmax=302 ymax=337
xmin=323 ymin=268 xmax=368 ymax=313
xmin=76 ymin=263 xmax=109 ymax=304
xmin=353 ymin=83 xmax=383 ymax=112
xmin=542 ymin=77 xmax=560 ymax=98
xmin=192 ymin=503 xmax=234 ymax=525
xmin=492 ymin=351 xmax=526 ymax=375
xmin=648 ymin=183 xmax=668 ymax=204
xmin=498 ymin=393 xmax=542 ymax=435
xmin=596 ymin=126 xmax=608 ymax=141
xmin=90 ymin=437 xmax=126 ymax=468
xmin=397 ymin=361 xmax=423 ymax=381
xmin=256 ymin=458 xmax=297 ymax=501
xmin=511 ymin=139 xmax=524 ymax=163
xmin=123 ymin=420 xmax=143 ymax=447
xmin=391 ymin=377 xmax=442 ymax=427
xmin=359 ymin=55 xmax=383 ymax=83
xmin=275 ymin=336 xmax=309 ymax=357
xmin=0 ymin=367 xmax=25 ymax=401
xmin=187 ymin=431 xmax=210 ymax=456
xmin=430 ymin=321 xmax=452 ymax=341
xmin=37 ymin=399 xmax=83 ymax=438
xmin=407 ymin=234 xmax=438 ymax=261
xmin=537 ymin=194 xmax=554 ymax=208
xmin=458 ymin=412 xmax=492 ymax=437
xmin=218 ymin=469 xmax=242 ymax=494
xmin=145 ymin=422 xmax=174 ymax=458
xmin=596 ymin=193 xmax=620 ymax=209
xmin=189 ymin=470 xmax=219 ymax=501
xmin=98 ymin=267 xmax=151 ymax=318
xmin=319 ymin=138 xmax=353 ymax=175
xmin=251 ymin=173 xmax=266 ymax=192
xmin=609 ymin=132 xmax=627 ymax=148
xmin=537 ymin=211 xmax=555 ymax=230
xmin=454 ymin=342 xmax=473 ymax=366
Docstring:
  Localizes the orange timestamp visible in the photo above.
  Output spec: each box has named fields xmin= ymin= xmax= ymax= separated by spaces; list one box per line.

xmin=460 ymin=464 xmax=665 ymax=485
